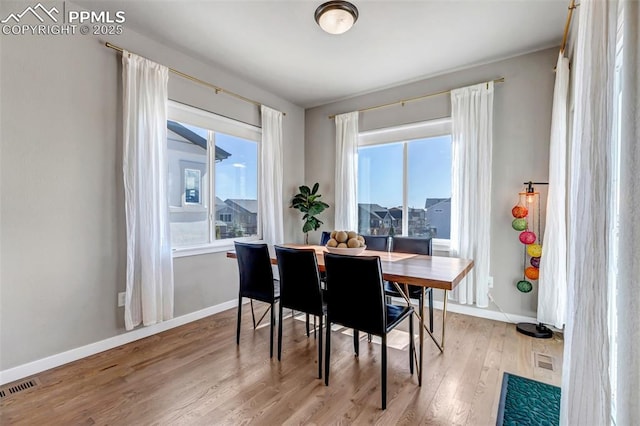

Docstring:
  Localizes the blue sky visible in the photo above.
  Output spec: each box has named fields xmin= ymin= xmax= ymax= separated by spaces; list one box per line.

xmin=358 ymin=135 xmax=452 ymax=208
xmin=215 ymin=134 xmax=258 ymax=201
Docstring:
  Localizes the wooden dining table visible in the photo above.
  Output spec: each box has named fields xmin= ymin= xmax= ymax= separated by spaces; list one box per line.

xmin=227 ymin=243 xmax=474 ymax=386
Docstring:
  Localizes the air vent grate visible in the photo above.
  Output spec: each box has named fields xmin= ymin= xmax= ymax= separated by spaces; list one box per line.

xmin=0 ymin=378 xmax=40 ymax=399
xmin=534 ymin=353 xmax=555 ymax=371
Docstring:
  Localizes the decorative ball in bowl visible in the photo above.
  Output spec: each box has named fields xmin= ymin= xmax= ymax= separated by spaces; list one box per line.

xmin=325 ymin=230 xmax=366 ymax=255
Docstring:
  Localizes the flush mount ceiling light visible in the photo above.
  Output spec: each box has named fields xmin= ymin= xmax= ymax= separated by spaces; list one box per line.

xmin=314 ymin=1 xmax=359 ymax=35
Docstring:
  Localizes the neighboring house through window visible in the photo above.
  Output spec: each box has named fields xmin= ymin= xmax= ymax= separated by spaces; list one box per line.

xmin=167 ymin=101 xmax=261 ymax=250
xmin=357 ymin=118 xmax=452 ymax=247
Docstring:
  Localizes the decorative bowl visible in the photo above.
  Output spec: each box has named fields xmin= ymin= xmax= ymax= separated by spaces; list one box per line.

xmin=325 ymin=245 xmax=366 ymax=255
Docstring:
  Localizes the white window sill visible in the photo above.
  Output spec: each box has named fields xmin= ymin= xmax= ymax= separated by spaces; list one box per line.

xmin=172 ymin=237 xmax=261 ymax=258
xmin=169 ymin=206 xmax=207 ymax=213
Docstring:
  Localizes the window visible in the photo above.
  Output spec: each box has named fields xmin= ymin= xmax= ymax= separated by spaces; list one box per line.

xmin=167 ymin=101 xmax=261 ymax=250
xmin=357 ymin=119 xmax=452 ymax=244
xmin=184 ymin=169 xmax=201 ymax=204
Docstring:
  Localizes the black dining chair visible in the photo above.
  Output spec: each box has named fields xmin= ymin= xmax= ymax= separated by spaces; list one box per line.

xmin=384 ymin=237 xmax=434 ymax=332
xmin=363 ymin=235 xmax=389 ymax=251
xmin=323 ymin=253 xmax=414 ymax=410
xmin=320 ymin=231 xmax=331 ymax=246
xmin=234 ymin=241 xmax=280 ymax=358
xmin=275 ymin=246 xmax=327 ymax=378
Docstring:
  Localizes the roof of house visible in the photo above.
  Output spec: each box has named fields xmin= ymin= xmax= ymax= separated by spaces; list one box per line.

xmin=167 ymin=120 xmax=232 ymax=161
xmin=388 ymin=208 xmax=403 ymax=219
xmin=358 ymin=203 xmax=387 ymax=220
xmin=425 ymin=198 xmax=451 ymax=209
xmin=225 ymin=199 xmax=258 ymax=214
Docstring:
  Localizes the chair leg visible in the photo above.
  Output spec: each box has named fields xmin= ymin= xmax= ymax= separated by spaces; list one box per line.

xmin=250 ymin=299 xmax=257 ymax=329
xmin=325 ymin=319 xmax=331 ymax=386
xmin=236 ymin=296 xmax=242 ymax=345
xmin=428 ymin=289 xmax=434 ymax=333
xmin=278 ymin=302 xmax=284 ymax=361
xmin=270 ymin=302 xmax=275 ymax=358
xmin=318 ymin=315 xmax=323 ymax=379
xmin=382 ymin=335 xmax=387 ymax=410
xmin=409 ymin=312 xmax=414 ymax=375
xmin=353 ymin=330 xmax=360 ymax=357
xmin=314 ymin=315 xmax=317 ymax=339
xmin=306 ymin=313 xmax=310 ymax=337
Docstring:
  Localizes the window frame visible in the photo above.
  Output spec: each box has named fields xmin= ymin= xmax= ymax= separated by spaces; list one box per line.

xmin=167 ymin=100 xmax=262 ymax=257
xmin=358 ymin=118 xmax=453 ymax=252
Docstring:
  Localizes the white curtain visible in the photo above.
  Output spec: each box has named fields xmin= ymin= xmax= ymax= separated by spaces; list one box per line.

xmin=615 ymin=0 xmax=640 ymax=422
xmin=538 ymin=52 xmax=569 ymax=329
xmin=449 ymin=82 xmax=493 ymax=307
xmin=334 ymin=111 xmax=359 ymax=231
xmin=561 ymin=0 xmax=618 ymax=423
xmin=122 ymin=52 xmax=173 ymax=331
xmin=259 ymin=105 xmax=284 ymax=245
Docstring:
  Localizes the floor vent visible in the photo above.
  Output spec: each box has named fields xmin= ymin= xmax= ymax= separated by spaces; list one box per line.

xmin=0 ymin=378 xmax=40 ymax=399
xmin=534 ymin=353 xmax=555 ymax=371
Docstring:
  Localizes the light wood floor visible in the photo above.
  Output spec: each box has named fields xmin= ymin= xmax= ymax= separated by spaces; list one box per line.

xmin=1 ymin=306 xmax=563 ymax=425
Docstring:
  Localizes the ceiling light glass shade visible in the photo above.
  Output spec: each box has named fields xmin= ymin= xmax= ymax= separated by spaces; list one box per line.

xmin=315 ymin=1 xmax=359 ymax=35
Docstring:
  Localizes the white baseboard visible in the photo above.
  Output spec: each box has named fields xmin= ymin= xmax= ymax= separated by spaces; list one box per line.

xmin=0 ymin=299 xmax=239 ymax=386
xmin=0 ymin=297 xmax=537 ymax=386
xmin=433 ymin=300 xmax=537 ymax=324
xmin=389 ymin=296 xmax=537 ymax=324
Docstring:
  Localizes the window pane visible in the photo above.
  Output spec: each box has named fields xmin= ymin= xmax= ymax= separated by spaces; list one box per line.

xmin=214 ymin=133 xmax=258 ymax=240
xmin=167 ymin=120 xmax=210 ymax=247
xmin=357 ymin=143 xmax=403 ymax=236
xmin=407 ymin=136 xmax=452 ymax=238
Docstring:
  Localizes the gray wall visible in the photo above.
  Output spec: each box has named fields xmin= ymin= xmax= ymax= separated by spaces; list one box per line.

xmin=0 ymin=12 xmax=304 ymax=369
xmin=305 ymin=48 xmax=557 ymax=318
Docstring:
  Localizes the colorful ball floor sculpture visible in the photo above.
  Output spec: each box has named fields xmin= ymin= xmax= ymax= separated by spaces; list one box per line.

xmin=525 ymin=266 xmax=540 ymax=280
xmin=517 ymin=279 xmax=533 ymax=293
xmin=512 ymin=218 xmax=527 ymax=231
xmin=511 ymin=191 xmax=542 ymax=293
xmin=527 ymin=244 xmax=542 ymax=258
xmin=519 ymin=231 xmax=537 ymax=245
xmin=512 ymin=205 xmax=528 ymax=218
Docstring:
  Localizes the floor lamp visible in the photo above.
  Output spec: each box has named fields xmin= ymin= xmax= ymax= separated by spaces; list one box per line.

xmin=511 ymin=181 xmax=553 ymax=338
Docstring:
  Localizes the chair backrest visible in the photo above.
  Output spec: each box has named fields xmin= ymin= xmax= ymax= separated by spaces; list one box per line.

xmin=320 ymin=231 xmax=331 ymax=246
xmin=324 ymin=253 xmax=386 ymax=336
xmin=275 ymin=246 xmax=324 ymax=316
xmin=363 ymin=235 xmax=389 ymax=251
xmin=234 ymin=242 xmax=275 ymax=303
xmin=391 ymin=237 xmax=432 ymax=255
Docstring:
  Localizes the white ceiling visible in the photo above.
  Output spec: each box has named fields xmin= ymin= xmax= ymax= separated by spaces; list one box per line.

xmin=83 ymin=1 xmax=568 ymax=108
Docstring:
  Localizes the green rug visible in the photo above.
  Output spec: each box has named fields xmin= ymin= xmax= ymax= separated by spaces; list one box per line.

xmin=496 ymin=372 xmax=561 ymax=426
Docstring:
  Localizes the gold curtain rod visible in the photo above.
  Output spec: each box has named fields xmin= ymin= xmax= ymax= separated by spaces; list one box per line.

xmin=105 ymin=42 xmax=285 ymax=116
xmin=560 ymin=0 xmax=579 ymax=54
xmin=328 ymin=77 xmax=505 ymax=119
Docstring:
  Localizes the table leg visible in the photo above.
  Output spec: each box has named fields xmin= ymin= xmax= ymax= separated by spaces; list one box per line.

xmin=422 ymin=289 xmax=447 ymax=352
xmin=393 ymin=282 xmax=424 ymax=387
xmin=418 ymin=286 xmax=424 ymax=387
xmin=442 ymin=289 xmax=447 ymax=350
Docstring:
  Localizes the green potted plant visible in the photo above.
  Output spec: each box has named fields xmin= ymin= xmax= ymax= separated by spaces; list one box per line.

xmin=290 ymin=183 xmax=329 ymax=244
